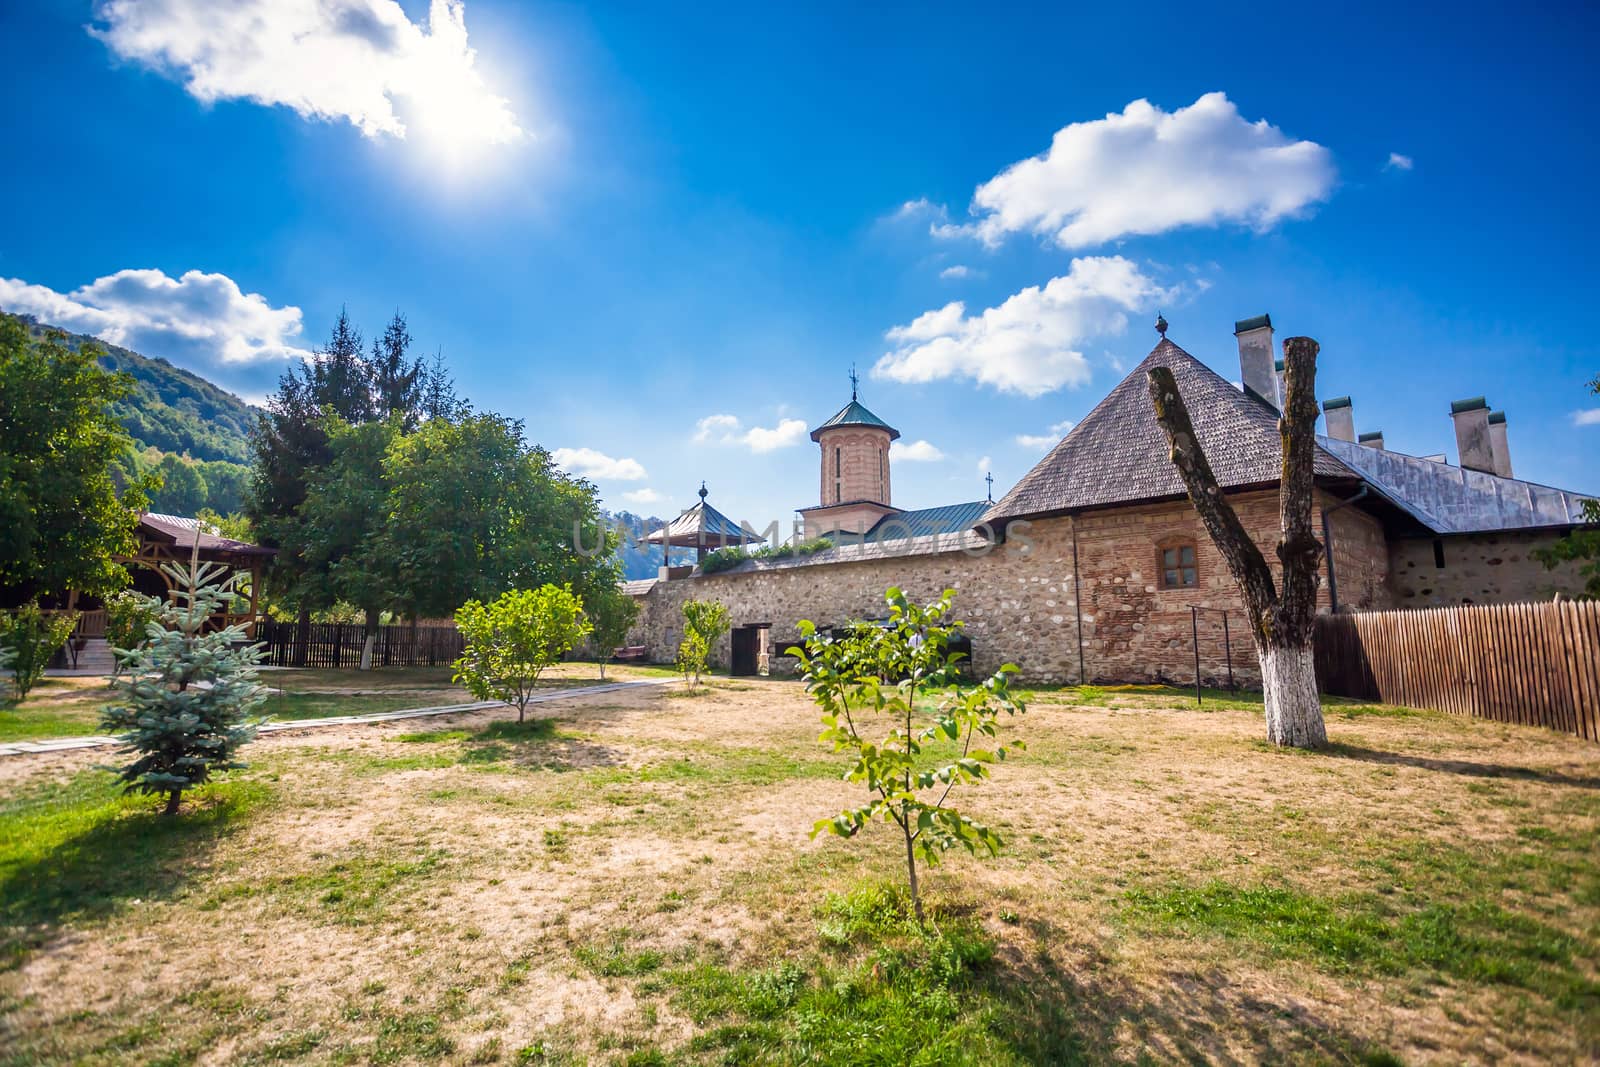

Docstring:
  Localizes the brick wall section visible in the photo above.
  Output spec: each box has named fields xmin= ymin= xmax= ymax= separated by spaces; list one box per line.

xmin=1389 ymin=530 xmax=1589 ymax=606
xmin=816 ymin=428 xmax=891 ymax=507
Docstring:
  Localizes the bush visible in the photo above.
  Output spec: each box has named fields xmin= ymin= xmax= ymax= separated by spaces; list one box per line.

xmin=699 ymin=538 xmax=833 ymax=575
xmin=104 ymin=589 xmax=160 ymax=680
xmin=676 ymin=629 xmax=709 ymax=687
xmin=682 ymin=599 xmax=730 ymax=673
xmin=587 ymin=587 xmax=640 ymax=681
xmin=0 ymin=604 xmax=77 ymax=702
xmin=100 ymin=563 xmax=263 ymax=816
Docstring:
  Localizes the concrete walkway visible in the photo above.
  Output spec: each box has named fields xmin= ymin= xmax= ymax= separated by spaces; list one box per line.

xmin=0 ymin=678 xmax=674 ymax=758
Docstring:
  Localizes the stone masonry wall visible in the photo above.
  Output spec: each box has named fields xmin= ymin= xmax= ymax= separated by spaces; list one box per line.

xmin=1389 ymin=530 xmax=1589 ymax=607
xmin=629 ymin=490 xmax=1401 ymax=688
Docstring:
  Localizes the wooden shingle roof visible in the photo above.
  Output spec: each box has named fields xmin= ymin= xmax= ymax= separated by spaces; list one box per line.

xmin=983 ymin=337 xmax=1356 ymax=529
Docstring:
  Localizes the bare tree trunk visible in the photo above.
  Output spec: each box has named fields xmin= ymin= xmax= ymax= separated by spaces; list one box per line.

xmin=902 ymin=818 xmax=924 ymax=924
xmin=1147 ymin=335 xmax=1329 ymax=748
xmin=359 ymin=606 xmax=378 ymax=671
xmin=163 ymin=789 xmax=181 ymax=816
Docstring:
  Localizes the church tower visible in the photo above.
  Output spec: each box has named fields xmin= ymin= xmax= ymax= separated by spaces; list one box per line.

xmin=797 ymin=369 xmax=901 ymax=539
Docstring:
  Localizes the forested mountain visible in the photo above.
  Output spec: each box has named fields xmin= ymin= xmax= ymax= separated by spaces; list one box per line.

xmin=8 ymin=314 xmax=257 ymax=463
xmin=606 ymin=509 xmax=693 ymax=579
xmin=3 ymin=312 xmax=257 ymax=514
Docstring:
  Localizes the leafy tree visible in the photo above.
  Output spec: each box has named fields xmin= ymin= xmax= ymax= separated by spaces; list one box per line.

xmin=382 ymin=414 xmax=618 ymax=618
xmin=0 ymin=317 xmax=149 ymax=606
xmin=587 ymin=587 xmax=640 ymax=680
xmin=676 ymin=629 xmax=709 ymax=688
xmin=1148 ymin=336 xmax=1328 ymax=748
xmin=101 ymin=562 xmax=262 ymax=816
xmin=293 ymin=418 xmax=398 ymax=669
xmin=104 ymin=589 xmax=159 ymax=681
xmin=454 ymin=585 xmax=592 ymax=722
xmin=1534 ymin=373 xmax=1600 ymax=596
xmin=790 ymin=588 xmax=1026 ymax=923
xmin=682 ymin=599 xmax=730 ymax=672
xmin=150 ymin=453 xmax=209 ymax=515
xmin=0 ymin=604 xmax=77 ymax=702
xmin=0 ymin=644 xmax=12 ymax=703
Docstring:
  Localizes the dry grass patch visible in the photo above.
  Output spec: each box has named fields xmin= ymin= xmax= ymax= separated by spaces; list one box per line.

xmin=0 ymin=676 xmax=1595 ymax=1064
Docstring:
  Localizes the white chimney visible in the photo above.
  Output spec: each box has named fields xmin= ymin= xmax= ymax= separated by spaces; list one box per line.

xmin=1323 ymin=396 xmax=1355 ymax=442
xmin=1358 ymin=430 xmax=1385 ymax=450
xmin=1488 ymin=410 xmax=1512 ymax=478
xmin=1450 ymin=397 xmax=1494 ymax=473
xmin=1234 ymin=314 xmax=1278 ymax=409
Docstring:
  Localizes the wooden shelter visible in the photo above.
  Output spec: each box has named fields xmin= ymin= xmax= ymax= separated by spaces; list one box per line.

xmin=105 ymin=513 xmax=275 ymax=636
xmin=644 ymin=484 xmax=763 ymax=571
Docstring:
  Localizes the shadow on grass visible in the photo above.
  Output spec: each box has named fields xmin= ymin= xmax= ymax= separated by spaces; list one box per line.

xmin=1324 ymin=743 xmax=1600 ymax=789
xmin=0 ymin=776 xmax=264 ymax=969
xmin=392 ymin=716 xmax=621 ymax=772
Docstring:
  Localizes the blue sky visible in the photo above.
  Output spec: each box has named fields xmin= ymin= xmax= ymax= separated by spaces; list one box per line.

xmin=2 ymin=0 xmax=1597 ymax=529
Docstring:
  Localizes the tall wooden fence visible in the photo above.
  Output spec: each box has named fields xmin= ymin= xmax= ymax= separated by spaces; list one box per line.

xmin=259 ymin=621 xmax=464 ymax=669
xmin=1314 ymin=600 xmax=1600 ymax=741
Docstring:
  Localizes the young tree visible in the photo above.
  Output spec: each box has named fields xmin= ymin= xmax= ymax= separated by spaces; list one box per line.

xmin=0 ymin=604 xmax=77 ymax=702
xmin=791 ymin=588 xmax=1026 ymax=923
xmin=0 ymin=315 xmax=149 ymax=606
xmin=587 ymin=586 xmax=640 ymax=680
xmin=1147 ymin=335 xmax=1328 ymax=748
xmin=454 ymin=585 xmax=592 ymax=722
xmin=101 ymin=563 xmax=263 ymax=816
xmin=681 ymin=599 xmax=730 ymax=673
xmin=676 ymin=629 xmax=709 ymax=688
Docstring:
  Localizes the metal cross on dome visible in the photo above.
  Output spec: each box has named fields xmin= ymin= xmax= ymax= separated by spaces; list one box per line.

xmin=849 ymin=363 xmax=859 ymax=400
xmin=985 ymin=471 xmax=994 ymax=502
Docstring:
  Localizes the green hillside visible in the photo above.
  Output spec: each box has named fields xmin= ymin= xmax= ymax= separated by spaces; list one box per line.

xmin=10 ymin=316 xmax=259 ymax=463
xmin=4 ymin=312 xmax=258 ymax=513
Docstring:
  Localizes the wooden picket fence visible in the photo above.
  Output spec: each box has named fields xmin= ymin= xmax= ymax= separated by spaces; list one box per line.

xmin=1314 ymin=600 xmax=1600 ymax=741
xmin=259 ymin=621 xmax=464 ymax=669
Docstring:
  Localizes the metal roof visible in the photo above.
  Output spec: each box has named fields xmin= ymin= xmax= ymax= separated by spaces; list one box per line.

xmin=863 ymin=501 xmax=990 ymax=543
xmin=1317 ymin=437 xmax=1592 ymax=534
xmin=641 ymin=498 xmax=762 ymax=548
xmin=139 ymin=513 xmax=275 ymax=557
xmin=810 ymin=398 xmax=901 ymax=442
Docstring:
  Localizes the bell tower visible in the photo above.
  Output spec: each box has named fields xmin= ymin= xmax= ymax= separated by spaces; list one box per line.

xmin=797 ymin=368 xmax=902 ymax=539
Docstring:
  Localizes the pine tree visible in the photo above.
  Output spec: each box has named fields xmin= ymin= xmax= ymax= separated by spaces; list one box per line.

xmin=372 ymin=311 xmax=424 ymax=428
xmin=101 ymin=562 xmax=264 ymax=815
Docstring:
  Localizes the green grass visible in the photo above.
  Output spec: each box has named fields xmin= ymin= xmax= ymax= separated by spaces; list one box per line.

xmin=1125 ymin=878 xmax=1599 ymax=1010
xmin=637 ymin=884 xmax=1082 ymax=1066
xmin=0 ymin=771 xmax=267 ymax=968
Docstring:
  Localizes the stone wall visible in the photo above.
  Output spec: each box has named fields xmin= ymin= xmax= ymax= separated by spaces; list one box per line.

xmin=628 ymin=489 xmax=1401 ymax=687
xmin=1389 ymin=530 xmax=1589 ymax=606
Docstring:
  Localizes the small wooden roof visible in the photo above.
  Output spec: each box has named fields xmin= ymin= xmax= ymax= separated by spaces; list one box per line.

xmin=136 ymin=513 xmax=276 ymax=560
xmin=642 ymin=485 xmax=762 ymax=549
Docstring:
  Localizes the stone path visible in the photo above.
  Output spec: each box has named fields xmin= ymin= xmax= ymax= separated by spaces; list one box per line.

xmin=0 ymin=678 xmax=674 ymax=758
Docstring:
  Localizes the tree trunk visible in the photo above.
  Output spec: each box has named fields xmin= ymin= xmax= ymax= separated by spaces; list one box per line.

xmin=163 ymin=789 xmax=181 ymax=816
xmin=359 ymin=606 xmax=378 ymax=671
xmin=1148 ymin=335 xmax=1330 ymax=749
xmin=1260 ymin=643 xmax=1326 ymax=747
xmin=903 ymin=820 xmax=924 ymax=924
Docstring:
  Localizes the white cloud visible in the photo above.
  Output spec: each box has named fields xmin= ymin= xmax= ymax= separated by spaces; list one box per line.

xmin=1573 ymin=409 xmax=1600 ymax=427
xmin=693 ymin=413 xmax=807 ymax=453
xmin=939 ymin=265 xmax=973 ymax=280
xmin=91 ymin=0 xmax=523 ymax=149
xmin=976 ymin=455 xmax=992 ymax=475
xmin=1385 ymin=152 xmax=1415 ymax=172
xmin=939 ymin=92 xmax=1333 ymax=250
xmin=874 ymin=255 xmax=1165 ymax=396
xmin=622 ymin=488 xmax=663 ymax=505
xmin=0 ymin=268 xmax=313 ymax=369
xmin=891 ymin=439 xmax=944 ymax=462
xmin=1014 ymin=419 xmax=1076 ymax=450
xmin=552 ymin=447 xmax=646 ymax=481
